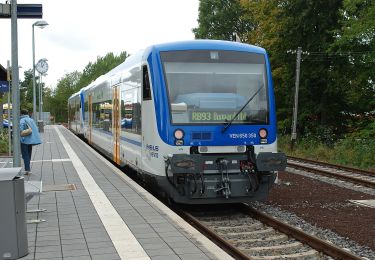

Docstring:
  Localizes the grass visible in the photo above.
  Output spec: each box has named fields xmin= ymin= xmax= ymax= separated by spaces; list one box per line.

xmin=0 ymin=128 xmax=11 ymax=155
xmin=278 ymin=135 xmax=375 ymax=171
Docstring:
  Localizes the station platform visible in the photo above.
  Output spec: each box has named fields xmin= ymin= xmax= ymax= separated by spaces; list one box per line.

xmin=0 ymin=125 xmax=232 ymax=260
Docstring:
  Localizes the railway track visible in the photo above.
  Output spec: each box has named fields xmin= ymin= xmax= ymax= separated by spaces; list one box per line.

xmin=178 ymin=203 xmax=362 ymax=260
xmin=287 ymin=156 xmax=375 ymax=189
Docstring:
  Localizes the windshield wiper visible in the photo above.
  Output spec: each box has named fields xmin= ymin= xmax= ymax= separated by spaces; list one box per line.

xmin=221 ymin=85 xmax=264 ymax=133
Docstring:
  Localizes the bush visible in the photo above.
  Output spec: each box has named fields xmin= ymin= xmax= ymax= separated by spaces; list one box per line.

xmin=278 ymin=134 xmax=375 ymax=171
xmin=334 ymin=138 xmax=375 ymax=170
xmin=0 ymin=129 xmax=10 ymax=154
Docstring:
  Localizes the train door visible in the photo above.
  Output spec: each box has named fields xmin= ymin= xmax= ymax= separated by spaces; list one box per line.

xmin=119 ymin=83 xmax=142 ymax=169
xmin=141 ymin=64 xmax=155 ymax=174
xmin=68 ymin=102 xmax=71 ymax=129
xmin=112 ymin=85 xmax=121 ymax=165
xmin=88 ymin=94 xmax=93 ymax=144
xmin=74 ymin=98 xmax=79 ymax=133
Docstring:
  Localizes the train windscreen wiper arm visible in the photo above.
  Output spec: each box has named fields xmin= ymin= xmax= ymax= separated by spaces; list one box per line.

xmin=221 ymin=85 xmax=263 ymax=133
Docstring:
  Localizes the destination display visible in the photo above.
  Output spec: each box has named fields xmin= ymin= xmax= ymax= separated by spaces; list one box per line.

xmin=190 ymin=111 xmax=247 ymax=122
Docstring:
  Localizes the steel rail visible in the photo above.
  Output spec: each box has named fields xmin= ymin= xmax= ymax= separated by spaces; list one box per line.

xmin=239 ymin=204 xmax=363 ymax=260
xmin=287 ymin=161 xmax=375 ymax=189
xmin=177 ymin=209 xmax=251 ymax=260
xmin=288 ymin=156 xmax=375 ymax=176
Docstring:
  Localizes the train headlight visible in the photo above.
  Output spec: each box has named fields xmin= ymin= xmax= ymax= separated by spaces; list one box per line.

xmin=259 ymin=128 xmax=268 ymax=138
xmin=259 ymin=128 xmax=268 ymax=144
xmin=174 ymin=129 xmax=184 ymax=139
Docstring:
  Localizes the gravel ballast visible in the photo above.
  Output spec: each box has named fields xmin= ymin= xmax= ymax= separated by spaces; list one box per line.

xmin=251 ymin=170 xmax=375 ymax=259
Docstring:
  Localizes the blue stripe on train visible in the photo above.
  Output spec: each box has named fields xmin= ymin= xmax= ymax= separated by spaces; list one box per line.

xmin=92 ymin=128 xmax=142 ymax=147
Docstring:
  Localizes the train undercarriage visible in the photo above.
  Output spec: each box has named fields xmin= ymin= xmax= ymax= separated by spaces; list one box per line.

xmin=159 ymin=150 xmax=286 ymax=204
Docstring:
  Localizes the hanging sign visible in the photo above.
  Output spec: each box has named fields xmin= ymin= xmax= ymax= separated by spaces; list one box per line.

xmin=0 ymin=81 xmax=9 ymax=92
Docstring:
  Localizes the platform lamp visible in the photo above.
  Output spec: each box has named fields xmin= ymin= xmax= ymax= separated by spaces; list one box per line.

xmin=32 ymin=20 xmax=48 ymax=121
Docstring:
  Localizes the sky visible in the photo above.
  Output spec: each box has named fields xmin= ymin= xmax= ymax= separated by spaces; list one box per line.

xmin=0 ymin=0 xmax=199 ymax=89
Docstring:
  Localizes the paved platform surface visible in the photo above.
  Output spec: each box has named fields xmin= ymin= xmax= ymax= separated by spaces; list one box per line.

xmin=1 ymin=125 xmax=232 ymax=260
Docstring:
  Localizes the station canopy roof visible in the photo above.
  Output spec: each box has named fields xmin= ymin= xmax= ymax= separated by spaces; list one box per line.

xmin=0 ymin=64 xmax=6 ymax=81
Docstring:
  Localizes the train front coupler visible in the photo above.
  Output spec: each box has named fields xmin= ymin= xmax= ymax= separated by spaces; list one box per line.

xmin=214 ymin=158 xmax=231 ymax=198
xmin=167 ymin=153 xmax=249 ymax=199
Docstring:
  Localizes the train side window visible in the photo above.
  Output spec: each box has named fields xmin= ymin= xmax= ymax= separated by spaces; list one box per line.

xmin=121 ymin=89 xmax=141 ymax=135
xmin=92 ymin=102 xmax=101 ymax=129
xmin=142 ymin=65 xmax=151 ymax=100
xmin=84 ymin=100 xmax=88 ymax=123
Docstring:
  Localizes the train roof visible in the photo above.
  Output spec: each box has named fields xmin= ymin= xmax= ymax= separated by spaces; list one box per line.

xmin=146 ymin=40 xmax=266 ymax=55
xmin=68 ymin=91 xmax=80 ymax=100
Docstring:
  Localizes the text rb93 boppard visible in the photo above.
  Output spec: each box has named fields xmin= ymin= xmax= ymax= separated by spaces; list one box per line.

xmin=68 ymin=40 xmax=287 ymax=204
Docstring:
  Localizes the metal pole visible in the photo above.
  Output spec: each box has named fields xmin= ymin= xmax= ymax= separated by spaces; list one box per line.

xmin=8 ymin=90 xmax=11 ymax=156
xmin=40 ymin=74 xmax=43 ymax=121
xmin=11 ymin=0 xmax=21 ymax=167
xmin=38 ymin=73 xmax=41 ymax=120
xmin=291 ymin=47 xmax=302 ymax=149
xmin=7 ymin=60 xmax=11 ymax=156
xmin=32 ymin=24 xmax=37 ymax=121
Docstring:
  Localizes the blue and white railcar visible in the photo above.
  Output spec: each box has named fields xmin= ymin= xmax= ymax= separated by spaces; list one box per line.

xmin=68 ymin=84 xmax=93 ymax=135
xmin=68 ymin=91 xmax=81 ymax=134
xmin=69 ymin=40 xmax=286 ymax=204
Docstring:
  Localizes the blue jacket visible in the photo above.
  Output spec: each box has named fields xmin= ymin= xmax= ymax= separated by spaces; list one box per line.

xmin=20 ymin=115 xmax=42 ymax=145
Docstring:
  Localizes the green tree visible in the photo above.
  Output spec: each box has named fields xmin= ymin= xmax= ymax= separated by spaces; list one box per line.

xmin=240 ymin=0 xmax=292 ymax=133
xmin=49 ymin=71 xmax=81 ymax=123
xmin=193 ymin=0 xmax=254 ymax=41
xmin=330 ymin=0 xmax=375 ymax=114
xmin=241 ymin=0 xmax=345 ymax=140
xmin=42 ymin=87 xmax=53 ymax=119
xmin=19 ymin=70 xmax=34 ymax=112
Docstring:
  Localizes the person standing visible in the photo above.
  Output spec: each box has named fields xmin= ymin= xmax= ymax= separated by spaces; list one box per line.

xmin=20 ymin=109 xmax=42 ymax=175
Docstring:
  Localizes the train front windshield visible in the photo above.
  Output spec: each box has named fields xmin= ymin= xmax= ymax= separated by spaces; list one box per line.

xmin=161 ymin=50 xmax=269 ymax=125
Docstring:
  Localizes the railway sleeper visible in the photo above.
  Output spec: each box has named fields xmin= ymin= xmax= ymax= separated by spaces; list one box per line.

xmin=230 ymin=234 xmax=289 ymax=247
xmin=240 ymin=241 xmax=308 ymax=255
xmin=198 ymin=216 xmax=259 ymax=223
xmin=211 ymin=222 xmax=263 ymax=231
xmin=249 ymin=249 xmax=321 ymax=260
xmin=224 ymin=227 xmax=276 ymax=238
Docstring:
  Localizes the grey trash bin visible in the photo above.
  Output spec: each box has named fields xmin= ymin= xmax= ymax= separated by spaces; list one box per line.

xmin=0 ymin=168 xmax=28 ymax=260
xmin=37 ymin=120 xmax=44 ymax=133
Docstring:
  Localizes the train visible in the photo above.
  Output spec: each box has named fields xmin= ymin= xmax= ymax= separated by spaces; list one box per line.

xmin=68 ymin=40 xmax=286 ymax=204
